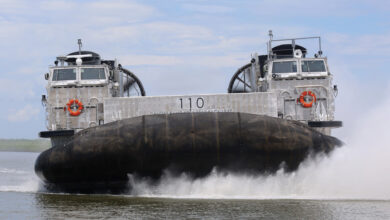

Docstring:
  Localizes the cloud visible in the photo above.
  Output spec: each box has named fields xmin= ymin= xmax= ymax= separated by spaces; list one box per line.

xmin=96 ymin=21 xmax=214 ymax=44
xmin=119 ymin=55 xmax=180 ymax=66
xmin=0 ymin=0 xmax=27 ymax=14
xmin=322 ymin=32 xmax=390 ymax=64
xmin=119 ymin=53 xmax=248 ymax=67
xmin=342 ymin=33 xmax=390 ymax=56
xmin=89 ymin=0 xmax=154 ymax=12
xmin=7 ymin=104 xmax=40 ymax=122
xmin=0 ymin=0 xmax=157 ymax=26
xmin=0 ymin=79 xmax=38 ymax=102
xmin=182 ymin=4 xmax=233 ymax=13
xmin=251 ymin=0 xmax=378 ymax=17
xmin=39 ymin=0 xmax=77 ymax=10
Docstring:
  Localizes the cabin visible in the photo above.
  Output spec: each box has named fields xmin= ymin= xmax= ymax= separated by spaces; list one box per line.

xmin=228 ymin=31 xmax=341 ymax=134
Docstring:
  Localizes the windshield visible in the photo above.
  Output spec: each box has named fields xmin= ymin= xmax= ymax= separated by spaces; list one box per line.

xmin=301 ymin=60 xmax=326 ymax=72
xmin=52 ymin=68 xmax=76 ymax=81
xmin=272 ymin=61 xmax=297 ymax=73
xmin=81 ymin=68 xmax=106 ymax=80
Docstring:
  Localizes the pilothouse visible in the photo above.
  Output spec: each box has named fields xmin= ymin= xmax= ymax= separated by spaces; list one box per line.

xmin=41 ymin=39 xmax=145 ymax=146
xmin=228 ymin=31 xmax=341 ymax=135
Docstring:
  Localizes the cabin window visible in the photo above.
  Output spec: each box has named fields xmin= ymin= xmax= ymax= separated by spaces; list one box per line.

xmin=272 ymin=61 xmax=297 ymax=73
xmin=81 ymin=68 xmax=106 ymax=80
xmin=301 ymin=60 xmax=326 ymax=72
xmin=52 ymin=68 xmax=76 ymax=81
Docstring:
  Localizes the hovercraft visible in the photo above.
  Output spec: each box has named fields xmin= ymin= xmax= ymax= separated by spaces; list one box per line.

xmin=35 ymin=32 xmax=342 ymax=193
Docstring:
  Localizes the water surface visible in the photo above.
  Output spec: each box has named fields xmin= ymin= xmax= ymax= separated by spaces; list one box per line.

xmin=1 ymin=151 xmax=389 ymax=219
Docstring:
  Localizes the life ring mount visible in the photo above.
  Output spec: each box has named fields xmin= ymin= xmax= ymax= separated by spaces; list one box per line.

xmin=66 ymin=99 xmax=83 ymax=116
xmin=299 ymin=91 xmax=316 ymax=108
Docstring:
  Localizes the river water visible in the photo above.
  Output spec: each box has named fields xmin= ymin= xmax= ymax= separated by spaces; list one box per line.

xmin=1 ymin=151 xmax=390 ymax=219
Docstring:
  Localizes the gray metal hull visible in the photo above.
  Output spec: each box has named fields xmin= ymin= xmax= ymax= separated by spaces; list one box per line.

xmin=35 ymin=112 xmax=342 ymax=193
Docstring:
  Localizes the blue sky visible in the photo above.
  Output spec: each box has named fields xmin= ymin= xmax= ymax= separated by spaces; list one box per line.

xmin=0 ymin=0 xmax=389 ymax=139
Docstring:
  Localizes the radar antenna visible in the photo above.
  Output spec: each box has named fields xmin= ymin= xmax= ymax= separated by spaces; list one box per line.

xmin=78 ymin=39 xmax=82 ymax=55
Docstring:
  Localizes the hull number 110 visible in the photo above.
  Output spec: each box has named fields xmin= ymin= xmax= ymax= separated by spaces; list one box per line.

xmin=179 ymin=97 xmax=204 ymax=110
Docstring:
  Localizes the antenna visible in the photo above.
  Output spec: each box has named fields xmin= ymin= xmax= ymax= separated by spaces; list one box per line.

xmin=78 ymin=39 xmax=82 ymax=55
xmin=268 ymin=30 xmax=273 ymax=59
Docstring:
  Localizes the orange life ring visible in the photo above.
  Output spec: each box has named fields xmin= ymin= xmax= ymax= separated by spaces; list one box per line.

xmin=299 ymin=91 xmax=316 ymax=108
xmin=66 ymin=99 xmax=83 ymax=116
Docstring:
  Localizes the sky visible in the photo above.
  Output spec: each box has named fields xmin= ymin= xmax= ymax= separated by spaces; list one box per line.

xmin=0 ymin=0 xmax=389 ymax=139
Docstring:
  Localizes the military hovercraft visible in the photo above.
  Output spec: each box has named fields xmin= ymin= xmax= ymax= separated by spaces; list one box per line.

xmin=35 ymin=32 xmax=342 ymax=193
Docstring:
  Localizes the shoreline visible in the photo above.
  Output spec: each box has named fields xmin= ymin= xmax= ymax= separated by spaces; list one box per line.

xmin=0 ymin=139 xmax=50 ymax=152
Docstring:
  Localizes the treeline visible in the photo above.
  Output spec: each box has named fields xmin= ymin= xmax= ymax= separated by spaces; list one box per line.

xmin=0 ymin=139 xmax=51 ymax=152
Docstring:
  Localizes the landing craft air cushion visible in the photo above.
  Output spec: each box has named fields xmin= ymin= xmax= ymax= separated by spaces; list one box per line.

xmin=35 ymin=32 xmax=342 ymax=192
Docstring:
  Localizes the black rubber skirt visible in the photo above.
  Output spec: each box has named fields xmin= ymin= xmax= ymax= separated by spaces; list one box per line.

xmin=35 ymin=112 xmax=342 ymax=193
